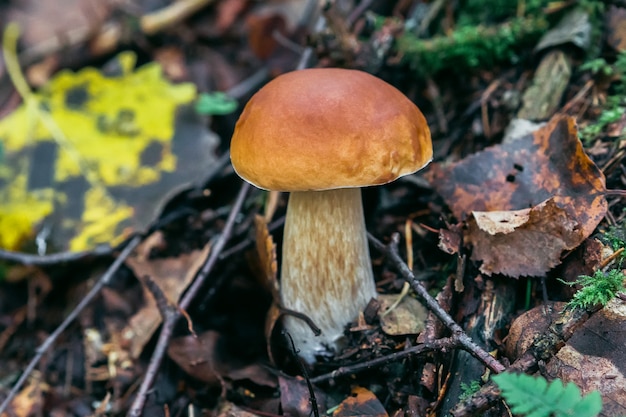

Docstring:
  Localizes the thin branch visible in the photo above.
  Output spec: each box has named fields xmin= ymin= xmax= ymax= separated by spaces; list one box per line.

xmin=0 ymin=235 xmax=142 ymax=415
xmin=450 ymin=305 xmax=591 ymax=417
xmin=310 ymin=337 xmax=455 ymax=384
xmin=368 ymin=232 xmax=506 ymax=374
xmin=127 ymin=182 xmax=250 ymax=417
xmin=0 ymin=245 xmax=114 ymax=266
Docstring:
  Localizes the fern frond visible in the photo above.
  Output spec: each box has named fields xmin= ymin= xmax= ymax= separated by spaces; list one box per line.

xmin=492 ymin=373 xmax=602 ymax=417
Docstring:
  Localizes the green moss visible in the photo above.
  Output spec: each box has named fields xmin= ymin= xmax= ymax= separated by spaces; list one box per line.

xmin=397 ymin=15 xmax=548 ymax=77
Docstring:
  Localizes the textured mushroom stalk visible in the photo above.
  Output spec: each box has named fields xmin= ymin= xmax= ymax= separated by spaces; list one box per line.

xmin=281 ymin=188 xmax=377 ymax=363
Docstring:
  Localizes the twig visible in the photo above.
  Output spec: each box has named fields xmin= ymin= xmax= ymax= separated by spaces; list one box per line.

xmin=450 ymin=305 xmax=590 ymax=417
xmin=368 ymin=233 xmax=506 ymax=374
xmin=219 ymin=216 xmax=285 ymax=260
xmin=0 ymin=245 xmax=114 ymax=266
xmin=285 ymin=332 xmax=320 ymax=417
xmin=127 ymin=182 xmax=250 ymax=417
xmin=310 ymin=337 xmax=455 ymax=384
xmin=140 ymin=0 xmax=214 ymax=35
xmin=0 ymin=235 xmax=142 ymax=415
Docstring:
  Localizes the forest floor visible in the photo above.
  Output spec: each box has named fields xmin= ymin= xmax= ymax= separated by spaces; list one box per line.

xmin=0 ymin=1 xmax=625 ymax=416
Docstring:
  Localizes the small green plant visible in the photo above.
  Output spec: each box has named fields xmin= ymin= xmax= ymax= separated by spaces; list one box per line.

xmin=493 ymin=373 xmax=602 ymax=417
xmin=194 ymin=92 xmax=238 ymax=116
xmin=600 ymin=223 xmax=626 ymax=255
xmin=562 ymin=268 xmax=626 ymax=310
xmin=459 ymin=380 xmax=482 ymax=402
xmin=580 ymin=50 xmax=626 ymax=143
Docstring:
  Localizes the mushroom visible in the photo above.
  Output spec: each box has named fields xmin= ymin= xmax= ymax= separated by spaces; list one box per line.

xmin=230 ymin=68 xmax=432 ymax=363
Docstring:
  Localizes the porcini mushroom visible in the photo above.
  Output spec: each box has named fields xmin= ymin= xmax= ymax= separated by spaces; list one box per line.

xmin=230 ymin=68 xmax=432 ymax=363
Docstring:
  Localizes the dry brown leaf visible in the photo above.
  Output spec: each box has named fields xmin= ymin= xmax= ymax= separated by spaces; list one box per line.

xmin=504 ymin=301 xmax=566 ymax=360
xmin=545 ymin=299 xmax=626 ymax=416
xmin=606 ymin=6 xmax=626 ymax=52
xmin=279 ymin=375 xmax=328 ymax=417
xmin=123 ymin=232 xmax=211 ymax=358
xmin=332 ymin=387 xmax=389 ymax=417
xmin=4 ymin=373 xmax=47 ymax=417
xmin=431 ymin=115 xmax=607 ymax=277
xmin=378 ymin=294 xmax=427 ymax=336
xmin=254 ymin=215 xmax=279 ymax=300
xmin=466 ymin=199 xmax=583 ymax=276
xmin=431 ymin=115 xmax=606 ymax=236
xmin=6 ymin=0 xmax=112 ymax=50
xmin=167 ymin=331 xmax=277 ymax=387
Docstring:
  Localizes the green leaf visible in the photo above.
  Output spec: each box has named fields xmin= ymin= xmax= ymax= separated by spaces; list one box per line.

xmin=195 ymin=92 xmax=238 ymax=115
xmin=492 ymin=373 xmax=602 ymax=417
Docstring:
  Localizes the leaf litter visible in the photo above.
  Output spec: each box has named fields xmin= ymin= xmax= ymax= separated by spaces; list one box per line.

xmin=430 ymin=115 xmax=607 ymax=277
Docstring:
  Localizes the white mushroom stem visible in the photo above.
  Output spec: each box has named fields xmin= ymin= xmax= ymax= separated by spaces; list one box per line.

xmin=280 ymin=188 xmax=377 ymax=363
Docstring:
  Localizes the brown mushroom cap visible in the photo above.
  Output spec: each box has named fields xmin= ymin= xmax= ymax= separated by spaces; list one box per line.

xmin=230 ymin=68 xmax=432 ymax=191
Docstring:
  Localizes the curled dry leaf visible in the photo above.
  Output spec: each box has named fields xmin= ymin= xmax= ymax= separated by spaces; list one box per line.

xmin=253 ymin=215 xmax=283 ymax=364
xmin=279 ymin=375 xmax=328 ymax=417
xmin=167 ymin=331 xmax=277 ymax=388
xmin=467 ymin=199 xmax=583 ymax=276
xmin=378 ymin=294 xmax=427 ymax=336
xmin=544 ymin=299 xmax=626 ymax=416
xmin=606 ymin=6 xmax=626 ymax=52
xmin=431 ymin=115 xmax=607 ymax=277
xmin=504 ymin=301 xmax=566 ymax=360
xmin=332 ymin=387 xmax=389 ymax=417
xmin=123 ymin=232 xmax=211 ymax=358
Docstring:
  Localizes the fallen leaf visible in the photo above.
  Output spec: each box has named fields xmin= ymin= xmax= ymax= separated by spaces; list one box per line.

xmin=6 ymin=0 xmax=112 ymax=50
xmin=466 ymin=199 xmax=583 ymax=276
xmin=167 ymin=330 xmax=277 ymax=387
xmin=544 ymin=299 xmax=626 ymax=416
xmin=504 ymin=301 xmax=566 ymax=360
xmin=254 ymin=215 xmax=279 ymax=300
xmin=378 ymin=294 xmax=428 ymax=336
xmin=332 ymin=387 xmax=389 ymax=417
xmin=431 ymin=115 xmax=607 ymax=277
xmin=279 ymin=375 xmax=327 ymax=417
xmin=123 ymin=232 xmax=211 ymax=358
xmin=4 ymin=373 xmax=48 ymax=417
xmin=0 ymin=51 xmax=218 ymax=252
xmin=606 ymin=6 xmax=626 ymax=52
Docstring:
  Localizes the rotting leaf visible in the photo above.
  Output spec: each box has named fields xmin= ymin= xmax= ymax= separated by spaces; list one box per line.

xmin=253 ymin=214 xmax=282 ymax=365
xmin=0 ymin=50 xmax=218 ymax=252
xmin=254 ymin=214 xmax=279 ymax=300
xmin=332 ymin=386 xmax=389 ymax=417
xmin=430 ymin=115 xmax=607 ymax=277
xmin=544 ymin=299 xmax=626 ymax=416
xmin=606 ymin=6 xmax=626 ymax=52
xmin=167 ymin=330 xmax=277 ymax=388
xmin=279 ymin=375 xmax=327 ymax=417
xmin=378 ymin=294 xmax=427 ymax=336
xmin=123 ymin=232 xmax=211 ymax=358
xmin=467 ymin=199 xmax=583 ymax=276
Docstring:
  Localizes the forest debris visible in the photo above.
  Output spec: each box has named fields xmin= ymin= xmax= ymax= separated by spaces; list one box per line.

xmin=332 ymin=386 xmax=388 ymax=417
xmin=279 ymin=375 xmax=328 ymax=417
xmin=253 ymin=215 xmax=279 ymax=300
xmin=504 ymin=302 xmax=567 ymax=360
xmin=167 ymin=330 xmax=277 ymax=387
xmin=606 ymin=6 xmax=626 ymax=52
xmin=544 ymin=299 xmax=626 ymax=416
xmin=378 ymin=294 xmax=427 ymax=336
xmin=517 ymin=50 xmax=571 ymax=121
xmin=431 ymin=115 xmax=607 ymax=277
xmin=0 ymin=49 xmax=216 ymax=252
xmin=5 ymin=0 xmax=113 ymax=52
xmin=2 ymin=373 xmax=47 ymax=417
xmin=534 ymin=7 xmax=591 ymax=52
xmin=519 ymin=8 xmax=592 ymax=120
xmin=123 ymin=232 xmax=211 ymax=359
xmin=466 ymin=199 xmax=582 ymax=276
